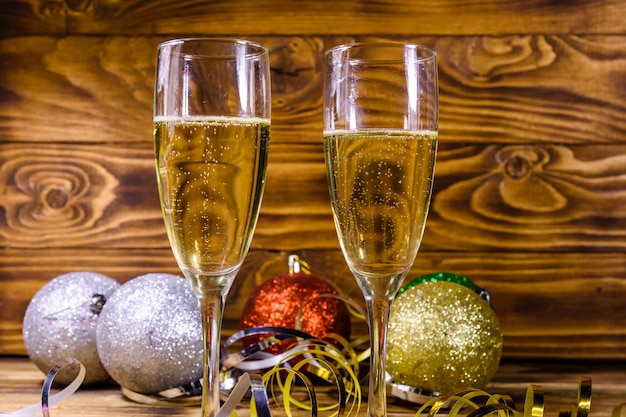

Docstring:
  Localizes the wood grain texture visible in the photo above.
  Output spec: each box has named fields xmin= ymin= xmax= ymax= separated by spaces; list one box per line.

xmin=428 ymin=144 xmax=626 ymax=251
xmin=2 ymin=36 xmax=626 ymax=146
xmin=0 ymin=143 xmax=164 ymax=248
xmin=1 ymin=35 xmax=626 ymax=251
xmin=3 ymin=141 xmax=626 ymax=251
xmin=0 ymin=36 xmax=155 ymax=144
xmin=2 ymin=249 xmax=626 ymax=359
xmin=1 ymin=0 xmax=626 ymax=37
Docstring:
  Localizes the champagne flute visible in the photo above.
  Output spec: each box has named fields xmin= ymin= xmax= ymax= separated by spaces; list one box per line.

xmin=154 ymin=38 xmax=270 ymax=417
xmin=323 ymin=42 xmax=438 ymax=417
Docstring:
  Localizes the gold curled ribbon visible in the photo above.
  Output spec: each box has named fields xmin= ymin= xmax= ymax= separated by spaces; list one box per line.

xmin=263 ymin=338 xmax=362 ymax=417
xmin=120 ymin=325 xmax=607 ymax=417
xmin=414 ymin=387 xmax=523 ymax=417
xmin=575 ymin=376 xmax=592 ymax=417
xmin=613 ymin=403 xmax=626 ymax=417
xmin=525 ymin=384 xmax=544 ymax=417
xmin=410 ymin=377 xmax=596 ymax=417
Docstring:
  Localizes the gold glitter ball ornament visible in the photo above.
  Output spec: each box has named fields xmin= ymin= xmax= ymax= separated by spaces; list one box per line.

xmin=386 ymin=273 xmax=503 ymax=395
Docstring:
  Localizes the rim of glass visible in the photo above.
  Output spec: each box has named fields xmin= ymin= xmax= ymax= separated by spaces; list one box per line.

xmin=158 ymin=37 xmax=269 ymax=58
xmin=326 ymin=41 xmax=436 ymax=63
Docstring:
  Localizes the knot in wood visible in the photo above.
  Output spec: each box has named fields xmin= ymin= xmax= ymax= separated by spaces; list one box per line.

xmin=268 ymin=38 xmax=320 ymax=111
xmin=39 ymin=0 xmax=92 ymax=16
xmin=65 ymin=0 xmax=91 ymax=12
xmin=4 ymin=154 xmax=117 ymax=236
xmin=44 ymin=187 xmax=69 ymax=209
xmin=504 ymin=155 xmax=531 ymax=179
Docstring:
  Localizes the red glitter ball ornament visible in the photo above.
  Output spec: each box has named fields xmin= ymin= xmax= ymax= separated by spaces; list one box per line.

xmin=240 ymin=255 xmax=351 ymax=346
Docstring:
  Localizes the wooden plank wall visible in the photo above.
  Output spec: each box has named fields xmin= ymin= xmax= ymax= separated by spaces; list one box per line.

xmin=1 ymin=0 xmax=626 ymax=361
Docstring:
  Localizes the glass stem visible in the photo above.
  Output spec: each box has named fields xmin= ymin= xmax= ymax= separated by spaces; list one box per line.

xmin=365 ymin=295 xmax=393 ymax=417
xmin=199 ymin=292 xmax=225 ymax=417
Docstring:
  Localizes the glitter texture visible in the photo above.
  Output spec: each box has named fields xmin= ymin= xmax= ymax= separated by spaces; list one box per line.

xmin=22 ymin=271 xmax=120 ymax=385
xmin=387 ymin=280 xmax=502 ymax=394
xmin=96 ymin=273 xmax=203 ymax=394
xmin=240 ymin=272 xmax=351 ymax=345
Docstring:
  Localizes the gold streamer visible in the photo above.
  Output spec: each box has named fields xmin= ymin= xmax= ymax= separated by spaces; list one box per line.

xmin=120 ymin=328 xmax=605 ymax=417
xmin=263 ymin=338 xmax=362 ymax=417
xmin=613 ymin=403 xmax=626 ymax=417
xmin=576 ymin=377 xmax=592 ymax=417
xmin=407 ymin=379 xmax=596 ymax=417
xmin=525 ymin=384 xmax=544 ymax=417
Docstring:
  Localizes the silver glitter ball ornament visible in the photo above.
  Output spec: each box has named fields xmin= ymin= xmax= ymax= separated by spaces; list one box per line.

xmin=96 ymin=273 xmax=203 ymax=395
xmin=22 ymin=271 xmax=120 ymax=385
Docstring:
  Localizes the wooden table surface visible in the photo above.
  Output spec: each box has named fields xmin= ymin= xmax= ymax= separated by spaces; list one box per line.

xmin=1 ymin=357 xmax=626 ymax=416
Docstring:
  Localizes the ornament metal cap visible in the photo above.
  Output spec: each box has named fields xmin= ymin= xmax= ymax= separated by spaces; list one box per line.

xmin=288 ymin=254 xmax=311 ymax=274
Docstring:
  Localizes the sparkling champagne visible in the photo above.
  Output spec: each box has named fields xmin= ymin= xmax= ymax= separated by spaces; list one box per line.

xmin=324 ymin=129 xmax=437 ymax=284
xmin=155 ymin=116 xmax=270 ymax=289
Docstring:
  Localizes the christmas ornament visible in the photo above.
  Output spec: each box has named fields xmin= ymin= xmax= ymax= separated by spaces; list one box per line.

xmin=240 ymin=255 xmax=351 ymax=348
xmin=386 ymin=272 xmax=502 ymax=397
xmin=22 ymin=271 xmax=120 ymax=385
xmin=96 ymin=273 xmax=203 ymax=395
